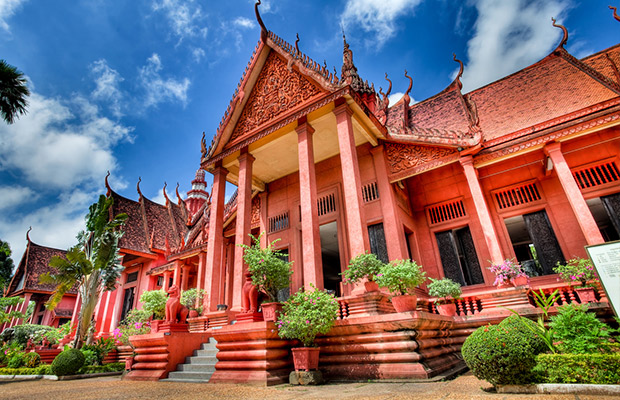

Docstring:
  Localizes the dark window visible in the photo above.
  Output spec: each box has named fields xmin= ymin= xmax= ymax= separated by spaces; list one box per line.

xmin=601 ymin=192 xmax=620 ymax=239
xmin=120 ymin=287 xmax=135 ymax=322
xmin=368 ymin=223 xmax=389 ymax=263
xmin=435 ymin=226 xmax=484 ymax=286
xmin=126 ymin=271 xmax=138 ymax=283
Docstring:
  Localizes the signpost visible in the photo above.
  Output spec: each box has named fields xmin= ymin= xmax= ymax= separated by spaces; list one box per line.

xmin=586 ymin=240 xmax=620 ymax=317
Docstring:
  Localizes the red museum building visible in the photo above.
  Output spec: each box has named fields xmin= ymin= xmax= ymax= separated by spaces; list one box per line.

xmin=3 ymin=6 xmax=620 ymax=384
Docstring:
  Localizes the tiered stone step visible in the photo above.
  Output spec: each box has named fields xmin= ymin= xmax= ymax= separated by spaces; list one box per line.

xmin=162 ymin=339 xmax=218 ymax=383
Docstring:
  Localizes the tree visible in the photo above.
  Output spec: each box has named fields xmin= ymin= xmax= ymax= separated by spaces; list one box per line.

xmin=40 ymin=195 xmax=127 ymax=348
xmin=0 ymin=60 xmax=30 ymax=124
xmin=0 ymin=240 xmax=15 ymax=295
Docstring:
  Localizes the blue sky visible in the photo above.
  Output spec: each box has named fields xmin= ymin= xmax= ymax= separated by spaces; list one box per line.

xmin=0 ymin=0 xmax=618 ymax=262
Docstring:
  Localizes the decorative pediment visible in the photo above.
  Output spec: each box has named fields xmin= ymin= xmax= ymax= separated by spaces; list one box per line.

xmin=228 ymin=51 xmax=323 ymax=145
xmin=385 ymin=142 xmax=460 ymax=182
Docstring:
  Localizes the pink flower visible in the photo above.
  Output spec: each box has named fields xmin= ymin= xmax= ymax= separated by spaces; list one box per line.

xmin=306 ymin=320 xmax=310 ymax=324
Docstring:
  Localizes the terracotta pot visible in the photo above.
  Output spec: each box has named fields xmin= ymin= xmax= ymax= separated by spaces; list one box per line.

xmin=575 ymin=287 xmax=597 ymax=303
xmin=511 ymin=275 xmax=529 ymax=287
xmin=496 ymin=280 xmax=513 ymax=289
xmin=125 ymin=356 xmax=134 ymax=371
xmin=364 ymin=280 xmax=380 ymax=292
xmin=261 ymin=302 xmax=283 ymax=322
xmin=188 ymin=309 xmax=199 ymax=318
xmin=291 ymin=347 xmax=320 ymax=371
xmin=436 ymin=303 xmax=457 ymax=316
xmin=391 ymin=294 xmax=417 ymax=312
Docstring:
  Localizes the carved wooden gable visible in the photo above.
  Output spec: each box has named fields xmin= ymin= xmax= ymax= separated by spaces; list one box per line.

xmin=385 ymin=142 xmax=459 ymax=181
xmin=229 ymin=51 xmax=323 ymax=144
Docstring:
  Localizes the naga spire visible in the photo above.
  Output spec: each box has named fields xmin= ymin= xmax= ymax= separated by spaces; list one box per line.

xmin=200 ymin=132 xmax=207 ymax=158
xmin=340 ymin=31 xmax=372 ymax=93
xmin=453 ymin=53 xmax=464 ymax=90
xmin=176 ymin=182 xmax=183 ymax=206
xmin=163 ymin=182 xmax=169 ymax=205
xmin=26 ymin=226 xmax=32 ymax=243
xmin=105 ymin=171 xmax=112 ymax=196
xmin=551 ymin=17 xmax=568 ymax=49
xmin=255 ymin=0 xmax=268 ymax=42
xmin=295 ymin=33 xmax=300 ymax=54
xmin=137 ymin=177 xmax=143 ymax=198
xmin=384 ymin=73 xmax=392 ymax=98
xmin=404 ymin=70 xmax=413 ymax=99
xmin=610 ymin=6 xmax=620 ymax=22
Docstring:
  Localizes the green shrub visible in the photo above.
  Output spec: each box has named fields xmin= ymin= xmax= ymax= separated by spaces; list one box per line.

xmin=81 ymin=337 xmax=115 ymax=365
xmin=6 ymin=352 xmax=25 ymax=368
xmin=12 ymin=324 xmax=55 ymax=347
xmin=549 ymin=303 xmax=614 ymax=354
xmin=342 ymin=252 xmax=385 ymax=285
xmin=81 ymin=349 xmax=98 ymax=366
xmin=51 ymin=348 xmax=85 ymax=376
xmin=180 ymin=288 xmax=207 ymax=314
xmin=23 ymin=352 xmax=41 ymax=368
xmin=375 ymin=259 xmax=426 ymax=296
xmin=0 ymin=365 xmax=52 ymax=375
xmin=139 ymin=289 xmax=167 ymax=320
xmin=427 ymin=277 xmax=462 ymax=303
xmin=461 ymin=315 xmax=546 ymax=386
xmin=77 ymin=362 xmax=125 ymax=374
xmin=535 ymin=353 xmax=620 ymax=384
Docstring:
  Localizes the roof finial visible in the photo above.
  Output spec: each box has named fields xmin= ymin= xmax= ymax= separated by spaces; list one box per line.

xmin=176 ymin=182 xmax=182 ymax=206
xmin=255 ymin=0 xmax=267 ymax=42
xmin=137 ymin=177 xmax=143 ymax=198
xmin=295 ymin=33 xmax=300 ymax=54
xmin=163 ymin=182 xmax=169 ymax=205
xmin=453 ymin=53 xmax=464 ymax=90
xmin=384 ymin=73 xmax=392 ymax=97
xmin=610 ymin=6 xmax=620 ymax=22
xmin=105 ymin=171 xmax=112 ymax=196
xmin=551 ymin=17 xmax=568 ymax=48
xmin=26 ymin=226 xmax=32 ymax=243
xmin=201 ymin=132 xmax=207 ymax=158
xmin=404 ymin=69 xmax=413 ymax=97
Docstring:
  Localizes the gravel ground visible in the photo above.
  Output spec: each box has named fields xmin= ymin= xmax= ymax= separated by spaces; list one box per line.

xmin=0 ymin=372 xmax=617 ymax=400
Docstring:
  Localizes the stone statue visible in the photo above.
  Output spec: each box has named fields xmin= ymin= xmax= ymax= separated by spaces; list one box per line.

xmin=241 ymin=272 xmax=259 ymax=313
xmin=165 ymin=285 xmax=188 ymax=323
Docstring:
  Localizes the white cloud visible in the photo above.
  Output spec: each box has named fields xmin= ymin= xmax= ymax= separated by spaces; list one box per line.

xmin=0 ymin=0 xmax=26 ymax=32
xmin=152 ymin=0 xmax=207 ymax=42
xmin=192 ymin=47 xmax=206 ymax=63
xmin=0 ymin=92 xmax=133 ymax=189
xmin=90 ymin=59 xmax=124 ymax=118
xmin=341 ymin=0 xmax=422 ymax=48
xmin=0 ymin=186 xmax=37 ymax=211
xmin=233 ymin=16 xmax=255 ymax=29
xmin=139 ymin=53 xmax=191 ymax=108
xmin=461 ymin=0 xmax=570 ymax=92
xmin=388 ymin=92 xmax=404 ymax=107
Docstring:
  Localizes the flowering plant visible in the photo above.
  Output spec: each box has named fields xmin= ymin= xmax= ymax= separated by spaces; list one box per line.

xmin=112 ymin=309 xmax=151 ymax=347
xmin=427 ymin=277 xmax=462 ymax=304
xmin=489 ymin=259 xmax=527 ymax=286
xmin=276 ymin=284 xmax=339 ymax=347
xmin=554 ymin=257 xmax=598 ymax=288
xmin=374 ymin=259 xmax=426 ymax=296
xmin=341 ymin=252 xmax=385 ymax=284
xmin=239 ymin=233 xmax=293 ymax=302
xmin=181 ymin=288 xmax=207 ymax=314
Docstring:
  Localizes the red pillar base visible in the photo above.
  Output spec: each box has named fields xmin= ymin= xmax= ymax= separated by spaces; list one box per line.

xmin=341 ymin=292 xmax=395 ymax=317
xmin=236 ymin=312 xmax=264 ymax=324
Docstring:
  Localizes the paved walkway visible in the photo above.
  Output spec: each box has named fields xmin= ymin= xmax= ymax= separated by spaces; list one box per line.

xmin=0 ymin=372 xmax=615 ymax=400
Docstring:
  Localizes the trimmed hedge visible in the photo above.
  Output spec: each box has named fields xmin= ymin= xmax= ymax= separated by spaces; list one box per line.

xmin=77 ymin=362 xmax=125 ymax=375
xmin=51 ymin=349 xmax=85 ymax=376
xmin=535 ymin=353 xmax=620 ymax=384
xmin=461 ymin=315 xmax=546 ymax=385
xmin=0 ymin=365 xmax=52 ymax=375
xmin=23 ymin=352 xmax=41 ymax=368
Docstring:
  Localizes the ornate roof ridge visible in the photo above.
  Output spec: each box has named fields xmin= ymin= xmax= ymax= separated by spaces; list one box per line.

xmin=555 ymin=47 xmax=620 ymax=95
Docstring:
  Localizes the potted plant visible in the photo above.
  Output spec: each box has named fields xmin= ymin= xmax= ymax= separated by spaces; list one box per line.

xmin=181 ymin=288 xmax=207 ymax=318
xmin=276 ymin=284 xmax=340 ymax=371
xmin=489 ymin=259 xmax=528 ymax=288
xmin=427 ymin=277 xmax=462 ymax=316
xmin=374 ymin=259 xmax=426 ymax=312
xmin=341 ymin=252 xmax=385 ymax=292
xmin=554 ymin=257 xmax=598 ymax=303
xmin=239 ymin=233 xmax=293 ymax=322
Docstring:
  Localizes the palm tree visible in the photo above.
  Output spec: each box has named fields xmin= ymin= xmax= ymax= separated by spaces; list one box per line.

xmin=41 ymin=195 xmax=127 ymax=348
xmin=0 ymin=60 xmax=30 ymax=124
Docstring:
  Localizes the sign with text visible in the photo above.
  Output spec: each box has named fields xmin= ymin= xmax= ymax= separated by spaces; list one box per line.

xmin=586 ymin=240 xmax=620 ymax=317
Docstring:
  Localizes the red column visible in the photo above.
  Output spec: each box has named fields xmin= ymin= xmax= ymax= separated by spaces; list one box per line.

xmin=460 ymin=155 xmax=504 ymax=266
xmin=259 ymin=192 xmax=268 ymax=248
xmin=297 ymin=121 xmax=324 ymax=290
xmin=371 ymin=146 xmax=408 ymax=260
xmin=204 ymin=165 xmax=228 ymax=312
xmin=172 ymin=261 xmax=182 ymax=287
xmin=163 ymin=271 xmax=172 ymax=291
xmin=545 ymin=142 xmax=604 ymax=245
xmin=232 ymin=152 xmax=255 ymax=311
xmin=333 ymin=103 xmax=370 ymax=258
xmin=181 ymin=265 xmax=191 ymax=291
xmin=195 ymin=252 xmax=206 ymax=306
xmin=11 ymin=293 xmax=31 ymax=327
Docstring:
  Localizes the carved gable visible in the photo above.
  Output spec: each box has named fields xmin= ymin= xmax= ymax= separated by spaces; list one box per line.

xmin=229 ymin=51 xmax=323 ymax=144
xmin=385 ymin=143 xmax=459 ymax=181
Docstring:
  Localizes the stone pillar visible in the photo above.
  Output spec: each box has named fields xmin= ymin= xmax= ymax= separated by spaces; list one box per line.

xmin=195 ymin=252 xmax=206 ymax=306
xmin=371 ymin=146 xmax=408 ymax=260
xmin=259 ymin=192 xmax=268 ymax=248
xmin=297 ymin=120 xmax=324 ymax=290
xmin=205 ymin=166 xmax=229 ymax=312
xmin=163 ymin=271 xmax=172 ymax=291
xmin=181 ymin=265 xmax=191 ymax=291
xmin=333 ymin=103 xmax=370 ymax=258
xmin=232 ymin=152 xmax=255 ymax=311
xmin=545 ymin=142 xmax=604 ymax=245
xmin=459 ymin=156 xmax=504 ymax=266
xmin=173 ymin=261 xmax=182 ymax=287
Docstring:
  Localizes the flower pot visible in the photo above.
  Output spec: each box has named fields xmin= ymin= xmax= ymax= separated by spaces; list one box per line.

xmin=511 ymin=275 xmax=529 ymax=287
xmin=496 ymin=280 xmax=513 ymax=289
xmin=261 ymin=302 xmax=283 ymax=322
xmin=188 ymin=309 xmax=199 ymax=318
xmin=436 ymin=303 xmax=457 ymax=316
xmin=364 ymin=280 xmax=380 ymax=293
xmin=575 ymin=287 xmax=597 ymax=303
xmin=391 ymin=294 xmax=417 ymax=312
xmin=291 ymin=347 xmax=320 ymax=371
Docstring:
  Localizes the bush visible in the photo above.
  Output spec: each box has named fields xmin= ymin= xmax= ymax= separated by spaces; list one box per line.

xmin=11 ymin=324 xmax=55 ymax=347
xmin=77 ymin=362 xmax=125 ymax=375
xmin=51 ymin=348 xmax=85 ymax=376
xmin=341 ymin=252 xmax=385 ymax=285
xmin=112 ymin=309 xmax=151 ymax=346
xmin=81 ymin=349 xmax=98 ymax=366
xmin=0 ymin=365 xmax=52 ymax=375
xmin=549 ymin=303 xmax=614 ymax=354
xmin=375 ymin=259 xmax=426 ymax=296
xmin=81 ymin=337 xmax=115 ymax=365
xmin=23 ymin=352 xmax=41 ymax=368
xmin=7 ymin=352 xmax=25 ymax=368
xmin=461 ymin=315 xmax=546 ymax=386
xmin=427 ymin=277 xmax=461 ymax=303
xmin=535 ymin=353 xmax=620 ymax=384
xmin=139 ymin=289 xmax=167 ymax=320
xmin=180 ymin=288 xmax=207 ymax=314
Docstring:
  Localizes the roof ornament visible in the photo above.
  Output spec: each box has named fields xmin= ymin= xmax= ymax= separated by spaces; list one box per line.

xmin=137 ymin=177 xmax=143 ymax=198
xmin=453 ymin=53 xmax=464 ymax=90
xmin=201 ymin=132 xmax=207 ymax=158
xmin=105 ymin=171 xmax=112 ymax=196
xmin=384 ymin=73 xmax=392 ymax=98
xmin=255 ymin=0 xmax=268 ymax=42
xmin=551 ymin=17 xmax=568 ymax=49
xmin=610 ymin=6 xmax=620 ymax=22
xmin=295 ymin=33 xmax=300 ymax=55
xmin=404 ymin=70 xmax=413 ymax=98
xmin=26 ymin=226 xmax=32 ymax=243
xmin=163 ymin=182 xmax=169 ymax=205
xmin=175 ymin=182 xmax=183 ymax=206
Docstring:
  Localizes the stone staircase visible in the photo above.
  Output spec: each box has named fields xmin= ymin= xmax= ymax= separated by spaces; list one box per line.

xmin=162 ymin=338 xmax=218 ymax=383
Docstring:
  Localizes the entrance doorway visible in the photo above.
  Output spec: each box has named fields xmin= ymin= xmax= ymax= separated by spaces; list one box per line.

xmin=320 ymin=221 xmax=342 ymax=297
